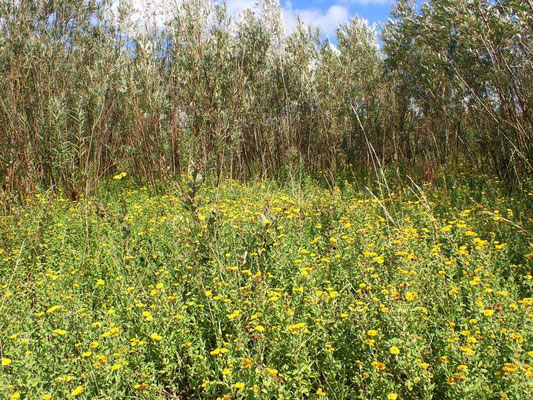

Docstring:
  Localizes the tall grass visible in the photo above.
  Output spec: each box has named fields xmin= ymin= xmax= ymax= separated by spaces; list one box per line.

xmin=0 ymin=0 xmax=531 ymax=197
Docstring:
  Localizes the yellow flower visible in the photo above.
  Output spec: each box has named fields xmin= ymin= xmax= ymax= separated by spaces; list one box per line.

xmin=232 ymin=383 xmax=245 ymax=390
xmin=390 ymin=346 xmax=400 ymax=355
xmin=405 ymin=292 xmax=418 ymax=301
xmin=71 ymin=386 xmax=84 ymax=396
xmin=228 ymin=310 xmax=242 ymax=320
xmin=10 ymin=393 xmax=20 ymax=400
xmin=47 ymin=305 xmax=61 ymax=314
xmin=53 ymin=329 xmax=67 ymax=336
xmin=111 ymin=363 xmax=122 ymax=371
xmin=483 ymin=309 xmax=494 ymax=317
xmin=373 ymin=255 xmax=384 ymax=264
xmin=457 ymin=365 xmax=468 ymax=371
xmin=142 ymin=311 xmax=153 ymax=321
xmin=2 ymin=357 xmax=12 ymax=366
xmin=466 ymin=336 xmax=477 ymax=344
xmin=42 ymin=395 xmax=52 ymax=400
xmin=388 ymin=394 xmax=398 ymax=400
xmin=501 ymin=363 xmax=517 ymax=373
xmin=372 ymin=361 xmax=386 ymax=370
xmin=316 ymin=388 xmax=325 ymax=395
xmin=150 ymin=333 xmax=162 ymax=341
xmin=420 ymin=362 xmax=429 ymax=370
xmin=288 ymin=322 xmax=306 ymax=332
xmin=210 ymin=348 xmax=228 ymax=356
xmin=113 ymin=172 xmax=127 ymax=180
xmin=367 ymin=330 xmax=378 ymax=337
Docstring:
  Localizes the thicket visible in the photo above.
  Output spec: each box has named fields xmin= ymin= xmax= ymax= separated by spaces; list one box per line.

xmin=0 ymin=0 xmax=531 ymax=196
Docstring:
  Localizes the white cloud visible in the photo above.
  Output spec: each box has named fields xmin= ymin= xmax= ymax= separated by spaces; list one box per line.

xmin=224 ymin=0 xmax=256 ymax=16
xmin=281 ymin=3 xmax=351 ymax=37
xmin=223 ymin=1 xmax=353 ymax=38
xmin=340 ymin=0 xmax=390 ymax=5
xmin=223 ymin=1 xmax=352 ymax=37
xmin=184 ymin=0 xmax=353 ymax=38
xmin=109 ymin=1 xmax=355 ymax=39
xmin=107 ymin=0 xmax=178 ymax=31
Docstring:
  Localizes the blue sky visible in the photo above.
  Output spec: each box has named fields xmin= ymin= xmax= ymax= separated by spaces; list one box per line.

xmin=222 ymin=0 xmax=396 ymax=39
xmin=126 ymin=1 xmax=400 ymax=41
xmin=286 ymin=0 xmax=393 ymax=29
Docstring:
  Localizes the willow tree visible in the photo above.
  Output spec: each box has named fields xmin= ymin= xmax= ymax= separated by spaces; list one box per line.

xmin=382 ymin=0 xmax=533 ymax=183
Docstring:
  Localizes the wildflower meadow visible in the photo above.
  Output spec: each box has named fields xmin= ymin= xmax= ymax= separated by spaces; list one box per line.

xmin=0 ymin=0 xmax=532 ymax=398
xmin=0 ymin=172 xmax=531 ymax=399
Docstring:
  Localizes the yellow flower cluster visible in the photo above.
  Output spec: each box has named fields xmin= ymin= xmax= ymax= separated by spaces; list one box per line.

xmin=0 ymin=178 xmax=531 ymax=399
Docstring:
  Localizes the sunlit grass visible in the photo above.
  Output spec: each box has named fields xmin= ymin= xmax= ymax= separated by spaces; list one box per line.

xmin=0 ymin=175 xmax=531 ymax=399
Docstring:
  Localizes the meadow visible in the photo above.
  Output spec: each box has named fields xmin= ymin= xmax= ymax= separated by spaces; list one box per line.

xmin=0 ymin=172 xmax=531 ymax=399
xmin=1 ymin=0 xmax=532 ymax=398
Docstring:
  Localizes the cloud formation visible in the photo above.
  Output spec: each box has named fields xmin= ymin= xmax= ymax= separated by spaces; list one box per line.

xmin=224 ymin=0 xmax=256 ymax=16
xmin=340 ymin=0 xmax=390 ymax=5
xmin=112 ymin=1 xmax=358 ymax=38
xmin=282 ymin=3 xmax=351 ymax=37
xmin=222 ymin=1 xmax=352 ymax=37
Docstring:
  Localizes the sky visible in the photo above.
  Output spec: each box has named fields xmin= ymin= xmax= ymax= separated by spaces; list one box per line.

xmin=121 ymin=1 xmax=399 ymax=42
xmin=226 ymin=0 xmax=395 ymax=38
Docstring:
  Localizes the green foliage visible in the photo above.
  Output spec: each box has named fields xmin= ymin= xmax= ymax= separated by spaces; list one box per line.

xmin=0 ymin=174 xmax=531 ymax=399
xmin=382 ymin=0 xmax=532 ymax=182
xmin=3 ymin=0 xmax=529 ymax=196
